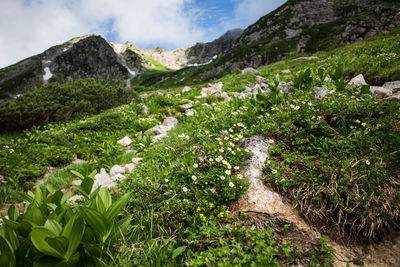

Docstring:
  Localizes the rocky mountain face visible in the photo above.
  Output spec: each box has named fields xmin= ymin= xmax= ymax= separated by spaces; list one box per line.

xmin=197 ymin=0 xmax=400 ymax=80
xmin=185 ymin=28 xmax=244 ymax=66
xmin=0 ymin=35 xmax=147 ymax=99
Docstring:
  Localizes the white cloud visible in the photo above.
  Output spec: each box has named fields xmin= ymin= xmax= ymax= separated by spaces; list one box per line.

xmin=0 ymin=0 xmax=287 ymax=68
xmin=0 ymin=0 xmax=206 ymax=68
xmin=224 ymin=0 xmax=287 ymax=31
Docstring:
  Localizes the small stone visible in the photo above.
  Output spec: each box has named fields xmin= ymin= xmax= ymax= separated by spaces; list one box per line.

xmin=349 ymin=74 xmax=368 ymax=87
xmin=0 ymin=174 xmax=4 ymax=184
xmin=293 ymin=56 xmax=318 ymax=61
xmin=241 ymin=67 xmax=259 ymax=75
xmin=132 ymin=158 xmax=143 ymax=164
xmin=142 ymin=105 xmax=149 ymax=114
xmin=68 ymin=195 xmax=84 ymax=202
xmin=179 ymin=103 xmax=193 ymax=111
xmin=243 ymin=86 xmax=252 ymax=93
xmin=157 ymin=92 xmax=164 ymax=96
xmin=201 ymin=82 xmax=223 ymax=97
xmin=281 ymin=69 xmax=291 ymax=74
xmin=110 ymin=165 xmax=125 ymax=176
xmin=72 ymin=180 xmax=82 ymax=186
xmin=117 ymin=136 xmax=133 ymax=146
xmin=256 ymin=76 xmax=267 ymax=85
xmin=312 ymin=86 xmax=332 ymax=99
xmin=166 ymin=93 xmax=172 ymax=98
xmin=182 ymin=86 xmax=191 ymax=93
xmin=185 ymin=109 xmax=197 ymax=116
xmin=324 ymin=77 xmax=333 ymax=84
xmin=124 ymin=163 xmax=136 ymax=174
xmin=140 ymin=93 xmax=149 ymax=99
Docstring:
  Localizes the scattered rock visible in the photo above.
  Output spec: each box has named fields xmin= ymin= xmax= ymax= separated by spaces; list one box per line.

xmin=324 ymin=77 xmax=333 ymax=84
xmin=71 ymin=180 xmax=82 ymax=186
xmin=312 ymin=86 xmax=332 ymax=99
xmin=157 ymin=92 xmax=164 ymax=96
xmin=142 ymin=105 xmax=149 ymax=114
xmin=72 ymin=155 xmax=86 ymax=164
xmin=182 ymin=86 xmax=191 ymax=93
xmin=68 ymin=195 xmax=84 ymax=202
xmin=124 ymin=163 xmax=136 ymax=174
xmin=370 ymin=86 xmax=393 ymax=98
xmin=243 ymin=86 xmax=253 ymax=94
xmin=215 ymin=91 xmax=232 ymax=101
xmin=349 ymin=74 xmax=368 ymax=87
xmin=185 ymin=109 xmax=197 ymax=116
xmin=201 ymin=82 xmax=223 ymax=97
xmin=202 ymin=103 xmax=211 ymax=107
xmin=140 ymin=93 xmax=149 ymax=99
xmin=0 ymin=175 xmax=4 ymax=184
xmin=110 ymin=165 xmax=125 ymax=176
xmin=279 ymin=81 xmax=295 ymax=93
xmin=384 ymin=94 xmax=400 ymax=102
xmin=92 ymin=168 xmax=112 ymax=191
xmin=281 ymin=69 xmax=291 ymax=74
xmin=252 ymin=84 xmax=262 ymax=94
xmin=175 ymin=93 xmax=181 ymax=97
xmin=255 ymin=76 xmax=266 ymax=85
xmin=132 ymin=158 xmax=142 ymax=164
xmin=232 ymin=92 xmax=247 ymax=99
xmin=293 ymin=56 xmax=318 ymax=61
xmin=166 ymin=93 xmax=172 ymax=98
xmin=145 ymin=117 xmax=178 ymax=142
xmin=179 ymin=102 xmax=193 ymax=111
xmin=383 ymin=81 xmax=400 ymax=93
xmin=117 ymin=136 xmax=133 ymax=146
xmin=241 ymin=67 xmax=259 ymax=75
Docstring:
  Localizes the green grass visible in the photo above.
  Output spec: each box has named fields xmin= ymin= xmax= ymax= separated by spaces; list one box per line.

xmin=144 ymin=55 xmax=170 ymax=71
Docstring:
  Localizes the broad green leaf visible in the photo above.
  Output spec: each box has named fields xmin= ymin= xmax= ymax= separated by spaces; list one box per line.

xmin=7 ymin=205 xmax=19 ymax=221
xmin=45 ymin=236 xmax=68 ymax=255
xmin=0 ymin=235 xmax=16 ymax=267
xmin=81 ymin=178 xmax=94 ymax=195
xmin=95 ymin=195 xmax=106 ymax=215
xmin=34 ymin=187 xmax=43 ymax=205
xmin=48 ymin=190 xmax=63 ymax=205
xmin=98 ymin=188 xmax=112 ymax=211
xmin=70 ymin=170 xmax=84 ymax=180
xmin=24 ymin=204 xmax=45 ymax=226
xmin=110 ymin=215 xmax=132 ymax=242
xmin=89 ymin=170 xmax=97 ymax=179
xmin=46 ymin=184 xmax=56 ymax=195
xmin=105 ymin=193 xmax=130 ymax=225
xmin=31 ymin=227 xmax=64 ymax=259
xmin=62 ymin=215 xmax=85 ymax=260
xmin=79 ymin=207 xmax=107 ymax=239
xmin=44 ymin=220 xmax=63 ymax=235
xmin=172 ymin=246 xmax=186 ymax=259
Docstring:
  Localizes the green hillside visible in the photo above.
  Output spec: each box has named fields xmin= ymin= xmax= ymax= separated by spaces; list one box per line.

xmin=0 ymin=31 xmax=399 ymax=266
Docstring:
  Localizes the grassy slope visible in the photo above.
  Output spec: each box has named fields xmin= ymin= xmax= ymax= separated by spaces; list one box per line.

xmin=133 ymin=28 xmax=400 ymax=89
xmin=0 ymin=32 xmax=399 ymax=265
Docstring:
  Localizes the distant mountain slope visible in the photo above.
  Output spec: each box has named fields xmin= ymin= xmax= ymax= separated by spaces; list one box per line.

xmin=134 ymin=0 xmax=400 ymax=88
xmin=0 ymin=35 xmax=146 ymax=99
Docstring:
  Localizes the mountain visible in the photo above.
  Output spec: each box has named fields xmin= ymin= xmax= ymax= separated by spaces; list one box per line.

xmin=0 ymin=35 xmax=146 ymax=99
xmin=0 ymin=28 xmax=243 ymax=99
xmin=133 ymin=0 xmax=400 ymax=88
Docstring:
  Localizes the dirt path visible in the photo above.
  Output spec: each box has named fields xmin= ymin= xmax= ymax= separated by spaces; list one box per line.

xmin=230 ymin=135 xmax=400 ymax=267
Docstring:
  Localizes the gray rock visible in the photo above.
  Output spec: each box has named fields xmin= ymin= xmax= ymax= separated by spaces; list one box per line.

xmin=185 ymin=109 xmax=197 ymax=116
xmin=179 ymin=103 xmax=193 ymax=111
xmin=92 ymin=168 xmax=112 ymax=191
xmin=293 ymin=56 xmax=318 ymax=61
xmin=157 ymin=92 xmax=164 ymax=96
xmin=252 ymin=84 xmax=262 ymax=94
xmin=140 ymin=93 xmax=149 ymax=99
xmin=260 ymin=83 xmax=268 ymax=89
xmin=244 ymin=86 xmax=253 ymax=93
xmin=117 ymin=136 xmax=132 ymax=146
xmin=0 ymin=174 xmax=4 ymax=184
xmin=232 ymin=92 xmax=246 ymax=99
xmin=215 ymin=91 xmax=233 ymax=101
xmin=279 ymin=81 xmax=295 ymax=94
xmin=124 ymin=163 xmax=136 ymax=174
xmin=384 ymin=94 xmax=400 ymax=102
xmin=256 ymin=76 xmax=267 ymax=85
xmin=132 ymin=158 xmax=143 ymax=164
xmin=166 ymin=93 xmax=172 ymax=98
xmin=145 ymin=117 xmax=178 ymax=142
xmin=324 ymin=77 xmax=333 ymax=84
xmin=72 ymin=180 xmax=82 ymax=186
xmin=281 ymin=69 xmax=291 ymax=74
xmin=142 ymin=105 xmax=149 ymax=114
xmin=241 ymin=67 xmax=259 ymax=75
xmin=312 ymin=86 xmax=332 ymax=99
xmin=110 ymin=165 xmax=125 ymax=176
xmin=370 ymin=86 xmax=393 ymax=98
xmin=383 ymin=81 xmax=400 ymax=93
xmin=182 ymin=86 xmax=192 ymax=93
xmin=349 ymin=74 xmax=368 ymax=87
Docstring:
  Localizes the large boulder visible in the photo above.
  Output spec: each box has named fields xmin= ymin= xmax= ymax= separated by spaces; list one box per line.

xmin=110 ymin=165 xmax=125 ymax=176
xmin=241 ymin=67 xmax=259 ymax=75
xmin=383 ymin=81 xmax=400 ymax=93
xmin=349 ymin=74 xmax=368 ymax=87
xmin=384 ymin=94 xmax=400 ymax=102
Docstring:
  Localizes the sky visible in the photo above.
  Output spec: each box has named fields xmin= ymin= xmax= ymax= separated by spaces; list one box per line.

xmin=0 ymin=0 xmax=287 ymax=68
